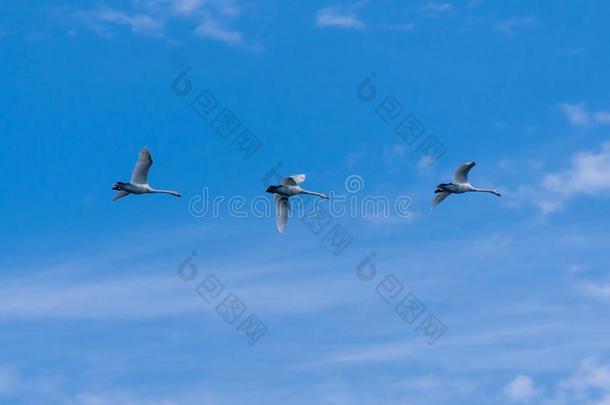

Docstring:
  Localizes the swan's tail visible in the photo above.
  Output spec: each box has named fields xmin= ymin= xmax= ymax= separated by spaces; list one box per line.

xmin=112 ymin=190 xmax=129 ymax=201
xmin=432 ymin=191 xmax=450 ymax=208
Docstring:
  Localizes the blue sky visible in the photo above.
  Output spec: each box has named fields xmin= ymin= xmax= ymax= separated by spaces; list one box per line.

xmin=2 ymin=0 xmax=610 ymax=404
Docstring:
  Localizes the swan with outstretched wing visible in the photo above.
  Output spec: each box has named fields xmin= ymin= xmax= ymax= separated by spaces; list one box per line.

xmin=266 ymin=174 xmax=328 ymax=234
xmin=112 ymin=147 xmax=181 ymax=201
xmin=432 ymin=161 xmax=500 ymax=208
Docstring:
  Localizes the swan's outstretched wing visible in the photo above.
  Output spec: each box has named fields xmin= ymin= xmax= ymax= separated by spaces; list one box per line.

xmin=432 ymin=191 xmax=450 ymax=208
xmin=130 ymin=147 xmax=153 ymax=185
xmin=453 ymin=161 xmax=476 ymax=184
xmin=274 ymin=194 xmax=289 ymax=234
xmin=112 ymin=190 xmax=129 ymax=201
xmin=281 ymin=174 xmax=306 ymax=186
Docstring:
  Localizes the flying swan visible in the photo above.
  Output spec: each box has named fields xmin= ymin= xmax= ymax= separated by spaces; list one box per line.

xmin=433 ymin=161 xmax=500 ymax=207
xmin=266 ymin=174 xmax=328 ymax=234
xmin=112 ymin=147 xmax=181 ymax=201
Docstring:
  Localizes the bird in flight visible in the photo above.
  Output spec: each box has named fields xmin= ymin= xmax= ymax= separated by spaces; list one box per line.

xmin=112 ymin=147 xmax=181 ymax=201
xmin=432 ymin=161 xmax=501 ymax=207
xmin=266 ymin=174 xmax=328 ymax=234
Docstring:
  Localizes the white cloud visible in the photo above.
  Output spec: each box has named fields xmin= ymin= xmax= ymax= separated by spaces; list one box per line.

xmin=194 ymin=15 xmax=244 ymax=45
xmin=309 ymin=341 xmax=418 ymax=367
xmin=211 ymin=0 xmax=241 ymax=18
xmin=503 ymin=375 xmax=539 ymax=402
xmin=382 ymin=143 xmax=409 ymax=173
xmin=0 ymin=275 xmax=201 ymax=319
xmin=559 ymin=103 xmax=591 ymax=126
xmin=533 ymin=142 xmax=610 ymax=214
xmin=422 ymin=2 xmax=453 ymax=12
xmin=382 ymin=23 xmax=415 ymax=31
xmin=594 ymin=111 xmax=610 ymax=125
xmin=71 ymin=391 xmax=182 ymax=405
xmin=498 ymin=159 xmax=512 ymax=169
xmin=169 ymin=0 xmax=205 ymax=16
xmin=68 ymin=1 xmax=248 ymax=46
xmin=0 ymin=366 xmax=19 ymax=395
xmin=25 ymin=31 xmax=46 ymax=41
xmin=315 ymin=6 xmax=365 ymax=29
xmin=560 ymin=102 xmax=610 ymax=127
xmin=0 ymin=255 xmax=366 ymax=320
xmin=499 ymin=360 xmax=610 ymax=404
xmin=494 ymin=16 xmax=536 ymax=36
xmin=383 ymin=143 xmax=407 ymax=162
xmin=581 ymin=282 xmax=610 ymax=303
xmin=599 ymin=395 xmax=610 ymax=405
xmin=556 ymin=358 xmax=610 ymax=403
xmin=71 ymin=6 xmax=163 ymax=39
xmin=542 ymin=142 xmax=610 ymax=196
xmin=95 ymin=8 xmax=163 ymax=35
xmin=343 ymin=150 xmax=367 ymax=169
xmin=417 ymin=155 xmax=435 ymax=171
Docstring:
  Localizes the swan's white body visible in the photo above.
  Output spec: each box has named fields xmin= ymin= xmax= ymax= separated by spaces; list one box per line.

xmin=432 ymin=161 xmax=500 ymax=207
xmin=112 ymin=147 xmax=181 ymax=201
xmin=266 ymin=174 xmax=328 ymax=234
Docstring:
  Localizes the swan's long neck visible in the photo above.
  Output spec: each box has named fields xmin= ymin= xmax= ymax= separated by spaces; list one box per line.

xmin=470 ymin=186 xmax=500 ymax=196
xmin=150 ymin=188 xmax=181 ymax=197
xmin=300 ymin=189 xmax=328 ymax=199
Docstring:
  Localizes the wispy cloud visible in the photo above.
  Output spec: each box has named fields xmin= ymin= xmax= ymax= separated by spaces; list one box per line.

xmin=494 ymin=15 xmax=536 ymax=36
xmin=0 ymin=274 xmax=199 ymax=319
xmin=514 ymin=142 xmax=610 ymax=215
xmin=503 ymin=374 xmax=540 ymax=402
xmin=315 ymin=6 xmax=365 ymax=29
xmin=422 ymin=2 xmax=453 ymax=13
xmin=500 ymin=359 xmax=610 ymax=404
xmin=67 ymin=1 xmax=248 ymax=46
xmin=0 ymin=365 xmax=19 ymax=395
xmin=382 ymin=23 xmax=415 ymax=31
xmin=97 ymin=8 xmax=164 ymax=35
xmin=73 ymin=7 xmax=164 ymax=38
xmin=559 ymin=102 xmax=610 ymax=127
xmin=303 ymin=340 xmax=418 ymax=367
xmin=194 ymin=14 xmax=244 ymax=45
xmin=171 ymin=0 xmax=245 ymax=45
xmin=0 ymin=249 xmax=364 ymax=320
xmin=580 ymin=281 xmax=610 ymax=303
xmin=561 ymin=358 xmax=610 ymax=390
xmin=538 ymin=142 xmax=610 ymax=213
xmin=170 ymin=0 xmax=206 ymax=16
